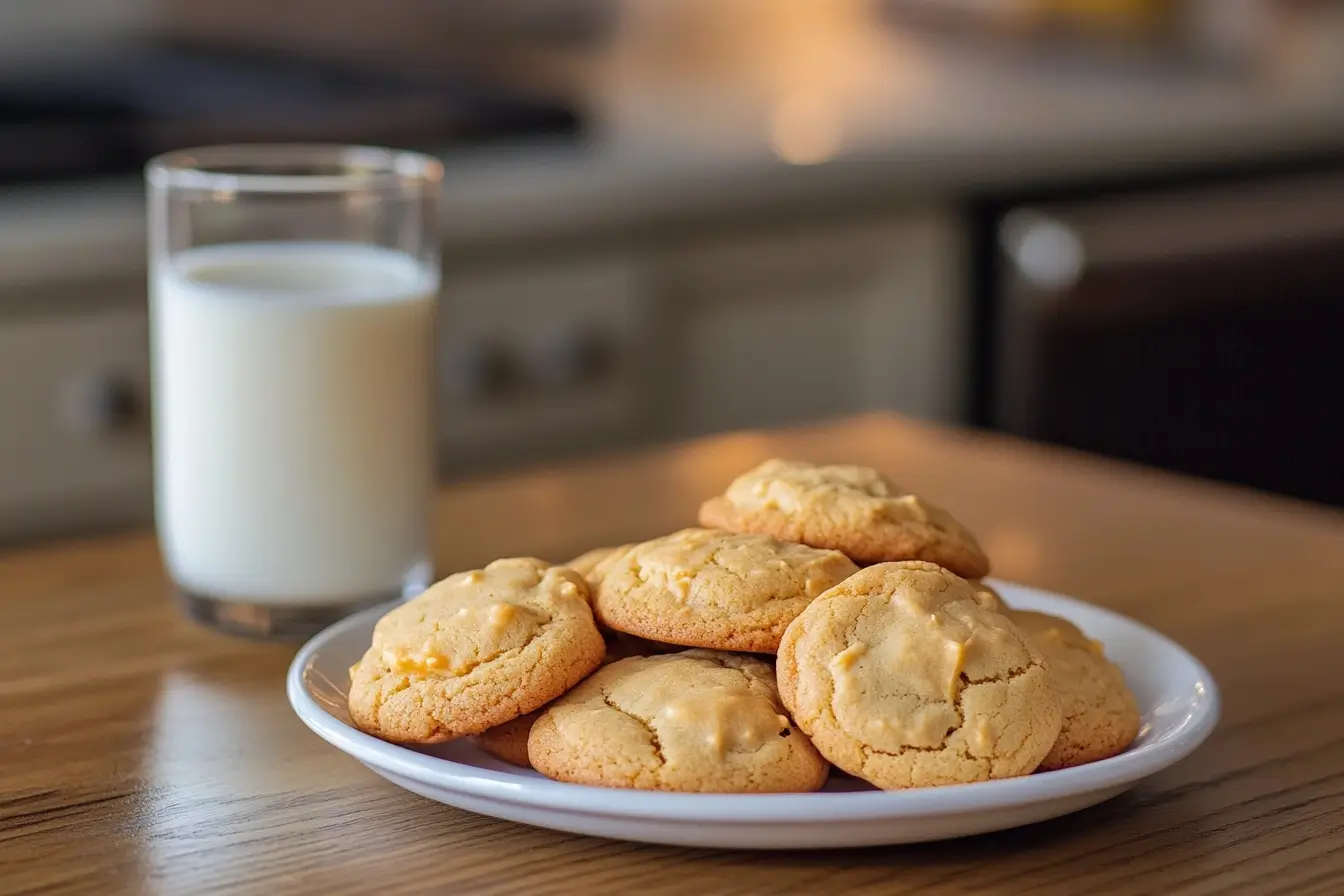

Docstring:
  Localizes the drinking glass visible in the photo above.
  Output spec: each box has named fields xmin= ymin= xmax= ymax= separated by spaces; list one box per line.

xmin=146 ymin=145 xmax=442 ymax=638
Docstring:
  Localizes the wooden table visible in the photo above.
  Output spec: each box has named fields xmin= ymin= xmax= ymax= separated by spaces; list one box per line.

xmin=4 ymin=414 xmax=1344 ymax=895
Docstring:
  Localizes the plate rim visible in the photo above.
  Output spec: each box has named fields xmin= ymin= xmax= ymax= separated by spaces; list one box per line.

xmin=286 ymin=580 xmax=1220 ymax=823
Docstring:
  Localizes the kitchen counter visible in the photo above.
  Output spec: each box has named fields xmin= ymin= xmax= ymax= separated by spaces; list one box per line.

xmin=2 ymin=14 xmax=1343 ymax=293
xmin=5 ymin=413 xmax=1344 ymax=892
xmin=4 ymin=12 xmax=1344 ymax=545
xmin=6 ymin=14 xmax=1344 ymax=544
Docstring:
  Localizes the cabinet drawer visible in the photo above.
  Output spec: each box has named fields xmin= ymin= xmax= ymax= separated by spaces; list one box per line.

xmin=0 ymin=309 xmax=152 ymax=540
xmin=663 ymin=209 xmax=967 ymax=435
xmin=437 ymin=256 xmax=651 ymax=468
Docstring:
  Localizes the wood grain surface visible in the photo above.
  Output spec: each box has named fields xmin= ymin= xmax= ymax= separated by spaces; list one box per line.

xmin=3 ymin=414 xmax=1343 ymax=895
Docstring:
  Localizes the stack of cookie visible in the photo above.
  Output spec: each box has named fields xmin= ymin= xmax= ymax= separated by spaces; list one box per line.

xmin=348 ymin=459 xmax=1140 ymax=793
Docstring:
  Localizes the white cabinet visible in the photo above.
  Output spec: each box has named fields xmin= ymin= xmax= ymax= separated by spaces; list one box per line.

xmin=661 ymin=207 xmax=967 ymax=436
xmin=0 ymin=305 xmax=152 ymax=540
xmin=0 ymin=206 xmax=969 ymax=541
xmin=437 ymin=255 xmax=653 ymax=470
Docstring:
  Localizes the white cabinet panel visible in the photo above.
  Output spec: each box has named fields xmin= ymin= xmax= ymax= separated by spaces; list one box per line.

xmin=679 ymin=295 xmax=860 ymax=435
xmin=0 ymin=308 xmax=152 ymax=539
xmin=437 ymin=256 xmax=652 ymax=468
xmin=665 ymin=208 xmax=966 ymax=436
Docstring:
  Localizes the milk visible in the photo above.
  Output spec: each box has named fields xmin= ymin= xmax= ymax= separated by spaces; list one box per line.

xmin=151 ymin=242 xmax=437 ymax=604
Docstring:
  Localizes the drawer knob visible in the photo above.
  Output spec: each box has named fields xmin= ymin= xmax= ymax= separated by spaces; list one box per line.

xmin=534 ymin=326 xmax=615 ymax=388
xmin=60 ymin=374 xmax=140 ymax=436
xmin=445 ymin=340 xmax=519 ymax=402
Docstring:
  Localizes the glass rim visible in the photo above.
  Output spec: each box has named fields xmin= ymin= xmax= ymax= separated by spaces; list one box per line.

xmin=145 ymin=144 xmax=444 ymax=195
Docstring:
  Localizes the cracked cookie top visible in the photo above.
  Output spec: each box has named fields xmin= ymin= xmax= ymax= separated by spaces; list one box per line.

xmin=474 ymin=622 xmax=673 ymax=770
xmin=562 ymin=543 xmax=635 ymax=593
xmin=698 ymin=459 xmax=990 ymax=577
xmin=527 ymin=649 xmax=829 ymax=792
xmin=347 ymin=558 xmax=605 ymax=744
xmin=1011 ymin=610 xmax=1140 ymax=772
xmin=593 ymin=528 xmax=859 ymax=653
xmin=777 ymin=561 xmax=1062 ymax=788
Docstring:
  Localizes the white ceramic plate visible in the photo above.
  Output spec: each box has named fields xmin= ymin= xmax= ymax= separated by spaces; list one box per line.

xmin=286 ymin=581 xmax=1219 ymax=849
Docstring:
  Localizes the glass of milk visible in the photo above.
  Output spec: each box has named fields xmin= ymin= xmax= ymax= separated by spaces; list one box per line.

xmin=146 ymin=145 xmax=442 ymax=638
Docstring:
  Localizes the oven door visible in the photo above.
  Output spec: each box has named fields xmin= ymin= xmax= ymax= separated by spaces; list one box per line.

xmin=994 ymin=171 xmax=1344 ymax=506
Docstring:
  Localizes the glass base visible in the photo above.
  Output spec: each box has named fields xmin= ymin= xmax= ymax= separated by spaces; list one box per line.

xmin=177 ymin=561 xmax=432 ymax=641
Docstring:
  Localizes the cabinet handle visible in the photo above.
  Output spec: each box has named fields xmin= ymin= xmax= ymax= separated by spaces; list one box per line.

xmin=59 ymin=373 xmax=141 ymax=436
xmin=534 ymin=325 xmax=615 ymax=388
xmin=445 ymin=340 xmax=520 ymax=402
xmin=1000 ymin=210 xmax=1086 ymax=293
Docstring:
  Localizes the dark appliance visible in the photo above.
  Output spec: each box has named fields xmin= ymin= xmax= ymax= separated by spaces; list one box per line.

xmin=987 ymin=168 xmax=1344 ymax=506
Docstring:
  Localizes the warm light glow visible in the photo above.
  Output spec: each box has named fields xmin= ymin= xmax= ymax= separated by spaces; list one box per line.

xmin=770 ymin=92 xmax=841 ymax=166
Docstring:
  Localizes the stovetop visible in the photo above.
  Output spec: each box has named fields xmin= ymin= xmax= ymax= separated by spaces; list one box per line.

xmin=0 ymin=43 xmax=581 ymax=186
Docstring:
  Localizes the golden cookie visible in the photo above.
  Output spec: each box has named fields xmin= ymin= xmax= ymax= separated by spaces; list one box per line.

xmin=474 ymin=627 xmax=668 ymax=768
xmin=564 ymin=545 xmax=682 ymax=652
xmin=564 ymin=544 xmax=634 ymax=591
xmin=528 ymin=650 xmax=829 ymax=792
xmin=594 ymin=528 xmax=859 ymax=653
xmin=475 ymin=710 xmax=539 ymax=767
xmin=1012 ymin=610 xmax=1140 ymax=771
xmin=777 ymin=561 xmax=1062 ymax=789
xmin=348 ymin=558 xmax=605 ymax=744
xmin=699 ymin=459 xmax=990 ymax=577
xmin=969 ymin=579 xmax=1006 ymax=612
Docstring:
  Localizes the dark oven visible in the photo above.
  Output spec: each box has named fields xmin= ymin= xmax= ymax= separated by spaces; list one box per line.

xmin=983 ymin=168 xmax=1344 ymax=506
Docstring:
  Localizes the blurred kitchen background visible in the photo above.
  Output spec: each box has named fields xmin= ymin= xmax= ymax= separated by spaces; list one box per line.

xmin=2 ymin=0 xmax=1343 ymax=542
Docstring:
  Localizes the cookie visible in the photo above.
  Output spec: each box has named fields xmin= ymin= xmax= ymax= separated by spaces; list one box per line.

xmin=594 ymin=528 xmax=859 ymax=653
xmin=348 ymin=558 xmax=605 ymax=744
xmin=969 ymin=579 xmax=1006 ymax=612
xmin=698 ymin=459 xmax=990 ymax=577
xmin=564 ymin=544 xmax=634 ymax=590
xmin=1011 ymin=610 xmax=1140 ymax=771
xmin=475 ymin=710 xmax=539 ymax=767
xmin=777 ymin=561 xmax=1062 ymax=789
xmin=528 ymin=649 xmax=829 ymax=792
xmin=564 ymin=544 xmax=682 ymax=653
xmin=474 ymin=627 xmax=667 ymax=768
